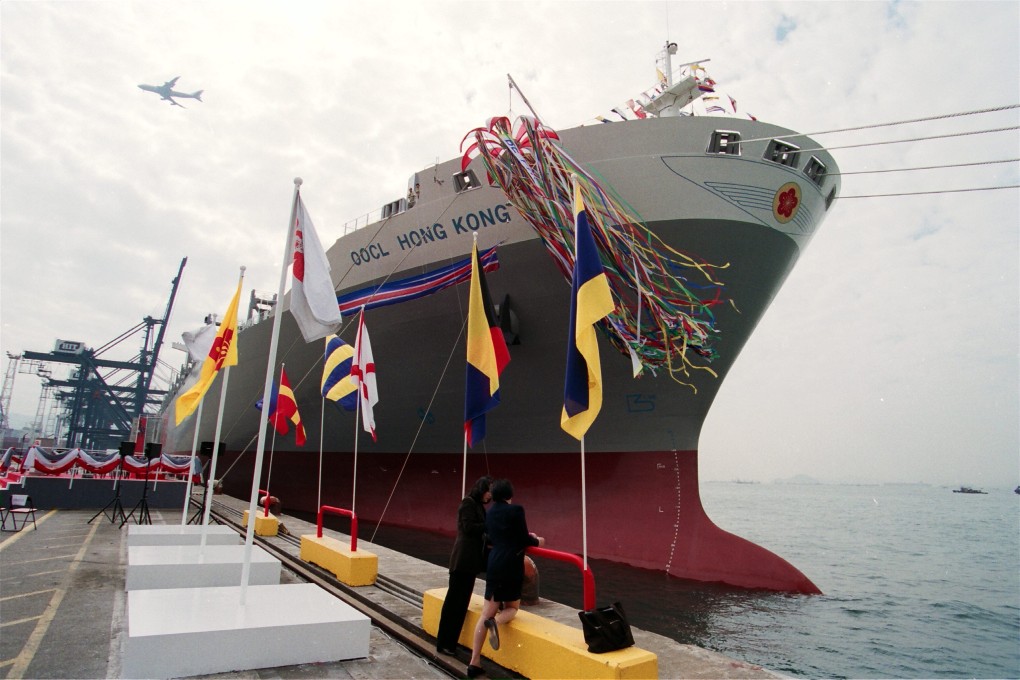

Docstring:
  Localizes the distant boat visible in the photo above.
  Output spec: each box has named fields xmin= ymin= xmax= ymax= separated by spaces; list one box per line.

xmin=1014 ymin=485 xmax=1019 ymax=495
xmin=952 ymin=486 xmax=988 ymax=494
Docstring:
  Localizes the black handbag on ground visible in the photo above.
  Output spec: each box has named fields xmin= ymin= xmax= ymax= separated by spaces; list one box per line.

xmin=577 ymin=601 xmax=635 ymax=653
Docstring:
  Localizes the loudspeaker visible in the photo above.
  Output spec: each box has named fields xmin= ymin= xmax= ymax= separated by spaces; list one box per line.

xmin=200 ymin=441 xmax=225 ymax=456
xmin=119 ymin=441 xmax=135 ymax=457
xmin=143 ymin=442 xmax=162 ymax=460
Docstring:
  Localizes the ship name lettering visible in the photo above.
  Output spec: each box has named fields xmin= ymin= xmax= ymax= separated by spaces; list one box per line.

xmin=396 ymin=224 xmax=448 ymax=251
xmin=451 ymin=205 xmax=513 ymax=234
xmin=350 ymin=242 xmax=391 ymax=266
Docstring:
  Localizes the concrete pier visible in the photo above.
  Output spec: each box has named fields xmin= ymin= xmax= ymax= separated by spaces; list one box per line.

xmin=0 ymin=493 xmax=782 ymax=679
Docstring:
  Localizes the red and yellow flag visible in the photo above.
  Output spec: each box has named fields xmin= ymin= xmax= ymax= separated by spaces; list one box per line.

xmin=174 ymin=279 xmax=242 ymax=425
xmin=463 ymin=241 xmax=510 ymax=447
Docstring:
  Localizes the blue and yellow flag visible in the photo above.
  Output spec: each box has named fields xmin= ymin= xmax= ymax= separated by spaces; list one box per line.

xmin=464 ymin=241 xmax=510 ymax=447
xmin=321 ymin=335 xmax=358 ymax=411
xmin=561 ymin=183 xmax=615 ymax=440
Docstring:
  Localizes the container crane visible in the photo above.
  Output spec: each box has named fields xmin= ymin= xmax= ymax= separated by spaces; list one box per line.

xmin=18 ymin=257 xmax=187 ymax=449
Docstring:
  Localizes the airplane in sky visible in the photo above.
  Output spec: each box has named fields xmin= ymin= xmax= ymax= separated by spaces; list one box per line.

xmin=137 ymin=77 xmax=203 ymax=107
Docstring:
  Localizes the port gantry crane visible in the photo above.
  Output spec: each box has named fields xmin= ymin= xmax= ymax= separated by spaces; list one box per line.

xmin=12 ymin=257 xmax=188 ymax=450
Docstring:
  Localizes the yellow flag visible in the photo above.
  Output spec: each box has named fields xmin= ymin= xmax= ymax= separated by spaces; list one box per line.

xmin=174 ymin=279 xmax=242 ymax=425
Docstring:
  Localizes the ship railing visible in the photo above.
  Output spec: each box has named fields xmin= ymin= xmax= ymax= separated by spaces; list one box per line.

xmin=341 ymin=205 xmax=390 ymax=235
xmin=526 ymin=545 xmax=596 ymax=611
xmin=341 ymin=212 xmax=374 ymax=234
xmin=315 ymin=504 xmax=359 ymax=552
xmin=341 ymin=196 xmax=409 ymax=235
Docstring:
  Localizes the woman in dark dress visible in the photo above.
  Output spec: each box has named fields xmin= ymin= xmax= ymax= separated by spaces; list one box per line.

xmin=435 ymin=476 xmax=492 ymax=655
xmin=467 ymin=479 xmax=544 ymax=678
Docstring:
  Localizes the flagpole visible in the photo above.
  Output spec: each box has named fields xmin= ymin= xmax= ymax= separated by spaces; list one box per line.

xmin=266 ymin=420 xmax=277 ymax=501
xmin=180 ymin=399 xmax=203 ymax=525
xmin=240 ymin=179 xmax=300 ymax=605
xmin=351 ymin=306 xmax=368 ymax=515
xmin=200 ymin=363 xmax=231 ymax=548
xmin=266 ymin=362 xmax=284 ymax=497
xmin=199 ymin=267 xmax=245 ymax=548
xmin=462 ymin=234 xmax=476 ymax=500
xmin=571 ymin=175 xmax=595 ymax=574
xmin=570 ymin=174 xmax=591 ymax=576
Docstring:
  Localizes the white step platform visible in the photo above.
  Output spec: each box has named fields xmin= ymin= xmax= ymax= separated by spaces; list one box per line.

xmin=127 ymin=524 xmax=239 ymax=546
xmin=126 ymin=544 xmax=281 ymax=590
xmin=124 ymin=583 xmax=371 ymax=679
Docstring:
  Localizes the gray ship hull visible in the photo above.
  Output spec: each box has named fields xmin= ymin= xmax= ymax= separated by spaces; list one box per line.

xmin=163 ymin=115 xmax=839 ymax=592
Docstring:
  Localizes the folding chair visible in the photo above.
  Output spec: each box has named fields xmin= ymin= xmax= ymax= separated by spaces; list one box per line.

xmin=2 ymin=494 xmax=37 ymax=532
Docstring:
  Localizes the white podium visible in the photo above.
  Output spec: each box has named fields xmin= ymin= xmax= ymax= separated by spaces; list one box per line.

xmin=126 ymin=544 xmax=280 ymax=590
xmin=124 ymin=583 xmax=371 ymax=678
xmin=127 ymin=524 xmax=239 ymax=546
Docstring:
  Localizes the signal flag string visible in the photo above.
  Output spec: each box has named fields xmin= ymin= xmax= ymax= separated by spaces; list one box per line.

xmin=837 ymin=184 xmax=1020 ymax=199
xmin=741 ymin=103 xmax=1020 ymax=144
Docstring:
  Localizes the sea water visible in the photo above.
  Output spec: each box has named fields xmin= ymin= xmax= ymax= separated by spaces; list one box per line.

xmin=369 ymin=482 xmax=1020 ymax=679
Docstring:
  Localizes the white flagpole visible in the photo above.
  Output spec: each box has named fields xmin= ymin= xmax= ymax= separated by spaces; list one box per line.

xmin=240 ymin=179 xmax=301 ymax=605
xmin=201 ymin=362 xmax=231 ymax=545
xmin=201 ymin=267 xmax=245 ymax=548
xmin=180 ymin=399 xmax=203 ymax=525
xmin=572 ymin=175 xmax=590 ymax=574
xmin=351 ymin=306 xmax=367 ymax=516
xmin=266 ymin=420 xmax=278 ymax=499
xmin=266 ymin=362 xmax=284 ymax=497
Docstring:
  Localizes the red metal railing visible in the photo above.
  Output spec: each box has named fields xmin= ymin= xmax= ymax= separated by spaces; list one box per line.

xmin=526 ymin=545 xmax=596 ymax=611
xmin=316 ymin=505 xmax=359 ymax=552
xmin=258 ymin=489 xmax=272 ymax=517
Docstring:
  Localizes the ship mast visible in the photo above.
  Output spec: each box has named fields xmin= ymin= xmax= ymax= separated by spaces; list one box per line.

xmin=662 ymin=41 xmax=677 ymax=87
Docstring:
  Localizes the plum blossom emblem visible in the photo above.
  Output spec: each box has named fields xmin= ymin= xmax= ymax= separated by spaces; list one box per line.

xmin=777 ymin=189 xmax=798 ymax=217
xmin=772 ymin=182 xmax=802 ymax=224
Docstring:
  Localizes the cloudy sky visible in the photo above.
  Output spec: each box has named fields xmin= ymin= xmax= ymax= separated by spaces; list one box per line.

xmin=2 ymin=1 xmax=1017 ymax=486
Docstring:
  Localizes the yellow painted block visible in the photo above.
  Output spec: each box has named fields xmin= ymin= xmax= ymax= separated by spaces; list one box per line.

xmin=299 ymin=534 xmax=378 ymax=586
xmin=241 ymin=510 xmax=279 ymax=537
xmin=422 ymin=588 xmax=657 ymax=680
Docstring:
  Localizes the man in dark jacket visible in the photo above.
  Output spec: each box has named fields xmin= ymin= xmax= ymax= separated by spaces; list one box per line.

xmin=435 ymin=476 xmax=492 ymax=655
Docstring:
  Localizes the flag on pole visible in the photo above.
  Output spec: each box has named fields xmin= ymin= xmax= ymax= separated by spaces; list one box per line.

xmin=291 ymin=195 xmax=342 ymax=342
xmin=464 ymin=241 xmax=511 ymax=447
xmin=175 ymin=279 xmax=242 ymax=425
xmin=351 ymin=310 xmax=379 ymax=441
xmin=561 ymin=183 xmax=616 ymax=440
xmin=256 ymin=368 xmax=306 ymax=446
xmin=181 ymin=323 xmax=217 ymax=363
xmin=321 ymin=334 xmax=358 ymax=411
